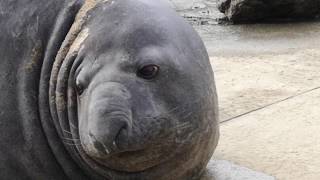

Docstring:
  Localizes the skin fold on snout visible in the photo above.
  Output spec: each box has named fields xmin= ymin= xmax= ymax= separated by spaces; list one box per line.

xmin=79 ymin=82 xmax=133 ymax=158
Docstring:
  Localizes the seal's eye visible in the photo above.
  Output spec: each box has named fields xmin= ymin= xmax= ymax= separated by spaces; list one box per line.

xmin=137 ymin=64 xmax=159 ymax=80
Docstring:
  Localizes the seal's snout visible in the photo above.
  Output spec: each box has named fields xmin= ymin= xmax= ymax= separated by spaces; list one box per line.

xmin=88 ymin=115 xmax=128 ymax=155
xmin=83 ymin=82 xmax=133 ymax=158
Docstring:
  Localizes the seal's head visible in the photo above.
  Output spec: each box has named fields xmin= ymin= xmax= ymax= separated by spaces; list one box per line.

xmin=61 ymin=0 xmax=218 ymax=179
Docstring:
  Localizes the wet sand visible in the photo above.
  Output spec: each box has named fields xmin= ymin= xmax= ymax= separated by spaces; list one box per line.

xmin=199 ymin=22 xmax=320 ymax=57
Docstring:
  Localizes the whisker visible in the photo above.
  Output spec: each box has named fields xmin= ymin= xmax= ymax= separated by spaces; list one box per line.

xmin=70 ymin=122 xmax=78 ymax=129
xmin=63 ymin=141 xmax=81 ymax=146
xmin=62 ymin=137 xmax=81 ymax=141
xmin=62 ymin=129 xmax=73 ymax=135
xmin=141 ymin=96 xmax=207 ymax=121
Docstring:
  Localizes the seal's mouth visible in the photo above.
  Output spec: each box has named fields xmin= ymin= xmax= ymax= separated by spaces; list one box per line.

xmin=82 ymin=138 xmax=145 ymax=160
xmin=80 ymin=131 xmax=180 ymax=172
xmin=96 ymin=148 xmax=146 ymax=160
xmin=92 ymin=147 xmax=171 ymax=172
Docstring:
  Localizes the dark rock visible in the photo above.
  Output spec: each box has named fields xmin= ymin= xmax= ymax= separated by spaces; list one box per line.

xmin=218 ymin=0 xmax=320 ymax=23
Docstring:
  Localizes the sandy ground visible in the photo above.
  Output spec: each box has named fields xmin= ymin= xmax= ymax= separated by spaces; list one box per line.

xmin=199 ymin=22 xmax=320 ymax=180
xmin=212 ymin=49 xmax=320 ymax=122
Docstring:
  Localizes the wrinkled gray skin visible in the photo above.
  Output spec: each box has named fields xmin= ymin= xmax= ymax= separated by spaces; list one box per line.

xmin=0 ymin=0 xmax=219 ymax=179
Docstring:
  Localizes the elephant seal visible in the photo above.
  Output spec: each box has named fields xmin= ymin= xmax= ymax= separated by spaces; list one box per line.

xmin=0 ymin=0 xmax=219 ymax=179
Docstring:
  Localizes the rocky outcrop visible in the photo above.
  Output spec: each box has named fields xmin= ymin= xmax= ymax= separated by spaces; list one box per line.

xmin=218 ymin=0 xmax=320 ymax=23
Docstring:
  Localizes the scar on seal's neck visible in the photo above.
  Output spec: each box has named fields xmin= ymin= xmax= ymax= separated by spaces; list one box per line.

xmin=56 ymin=0 xmax=110 ymax=61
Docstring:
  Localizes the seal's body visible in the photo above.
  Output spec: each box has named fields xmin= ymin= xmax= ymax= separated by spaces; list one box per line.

xmin=0 ymin=0 xmax=219 ymax=179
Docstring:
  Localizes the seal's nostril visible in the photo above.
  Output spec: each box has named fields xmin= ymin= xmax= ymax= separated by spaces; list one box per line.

xmin=88 ymin=118 xmax=129 ymax=157
xmin=114 ymin=125 xmax=128 ymax=149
